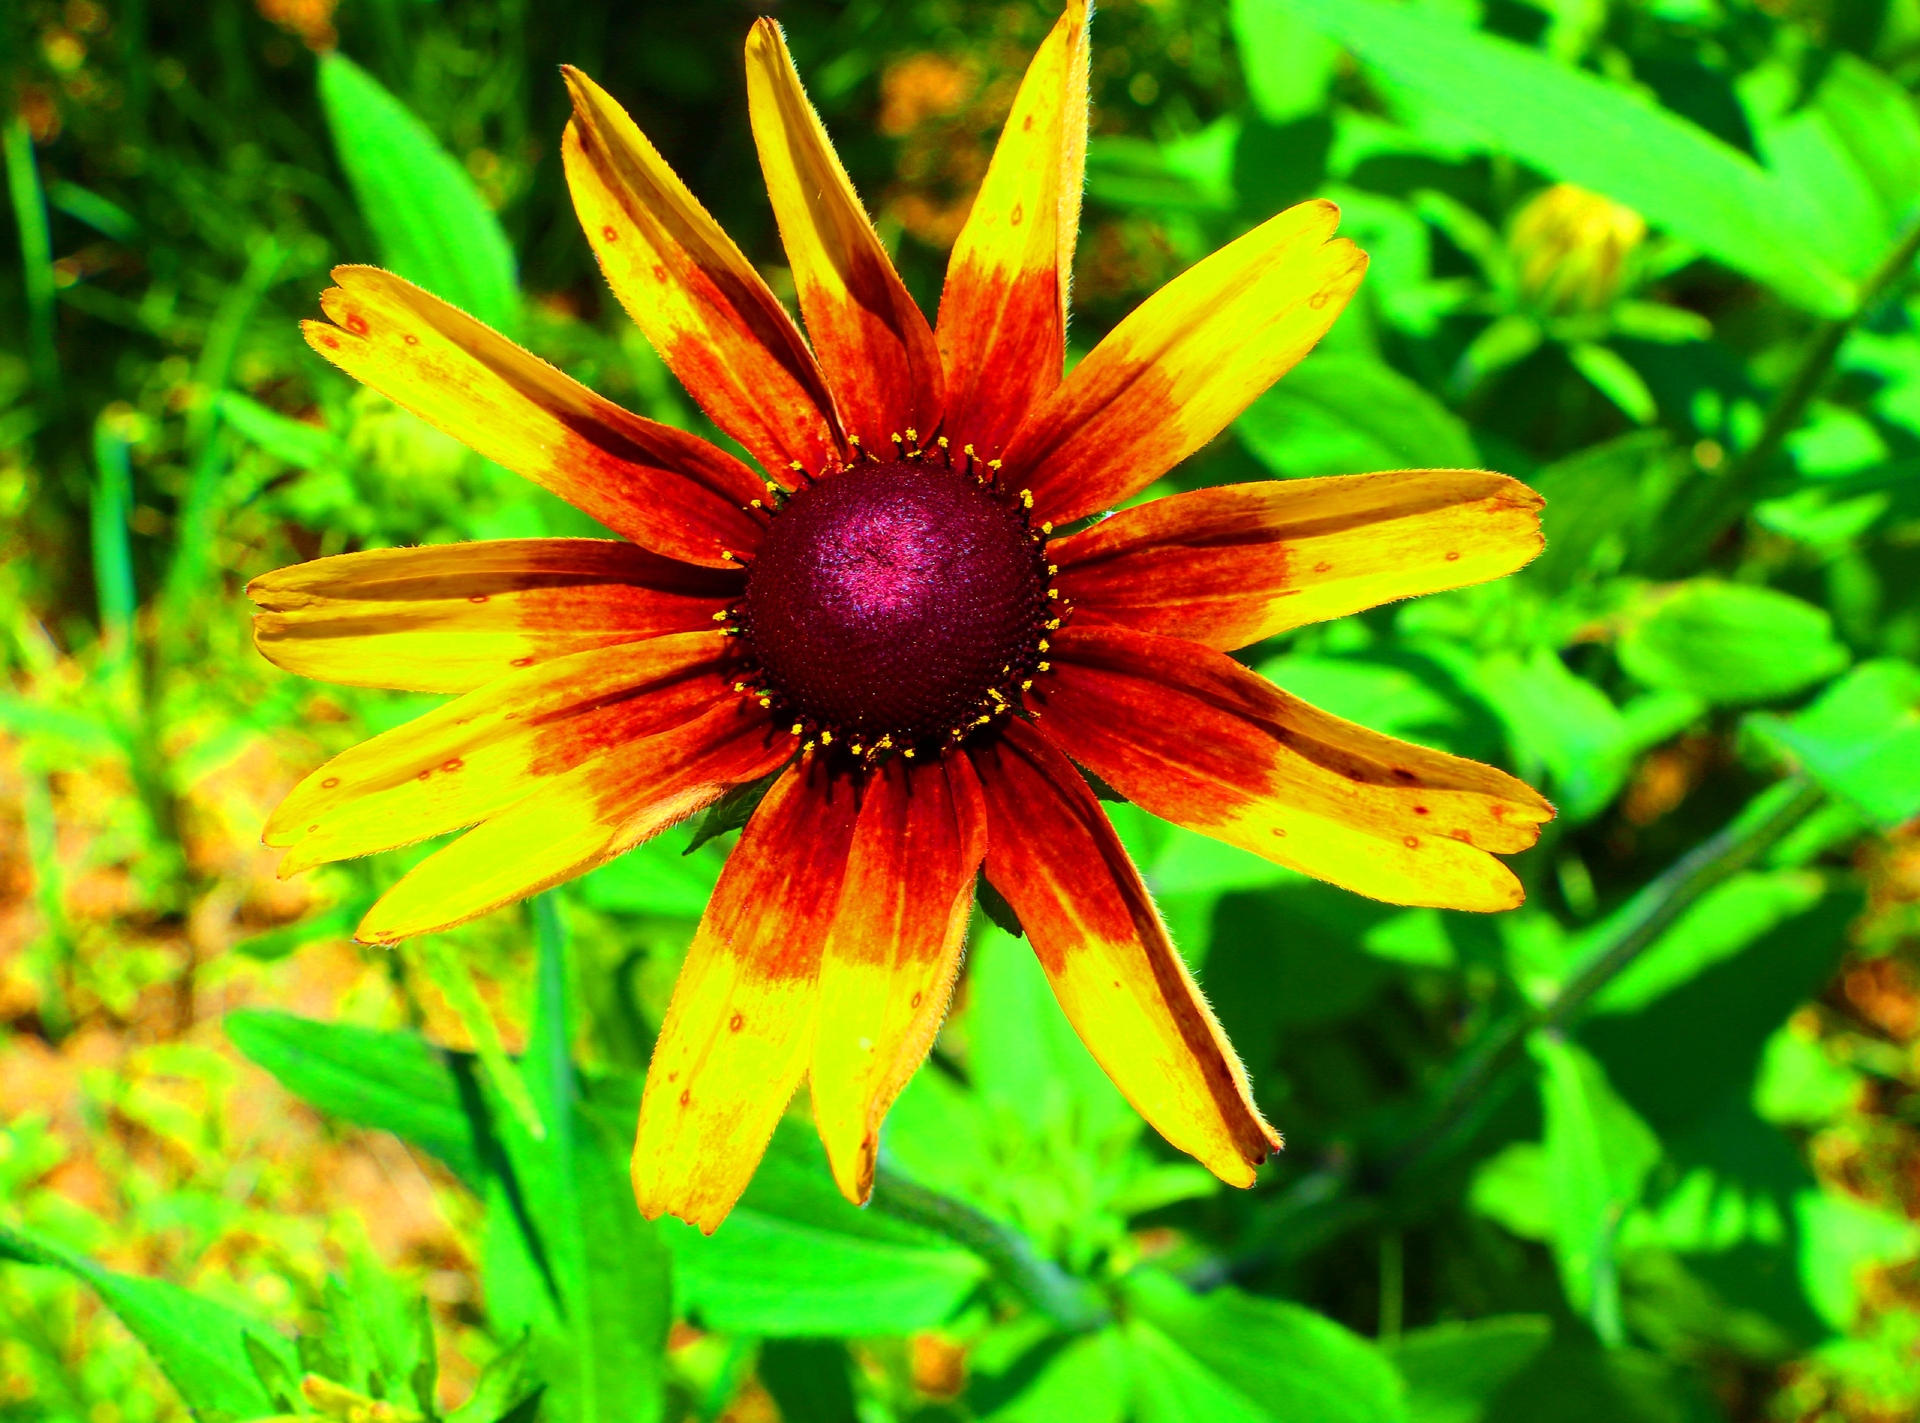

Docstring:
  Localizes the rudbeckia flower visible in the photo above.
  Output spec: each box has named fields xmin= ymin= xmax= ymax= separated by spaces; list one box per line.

xmin=252 ymin=5 xmax=1553 ymax=1231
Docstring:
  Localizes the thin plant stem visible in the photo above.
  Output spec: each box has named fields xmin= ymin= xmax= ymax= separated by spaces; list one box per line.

xmin=870 ymin=1166 xmax=1110 ymax=1333
xmin=1384 ymin=776 xmax=1827 ymax=1184
xmin=1652 ymin=217 xmax=1920 ymax=574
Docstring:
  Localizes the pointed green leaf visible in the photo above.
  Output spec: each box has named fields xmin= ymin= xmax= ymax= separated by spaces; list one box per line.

xmin=319 ymin=53 xmax=518 ymax=331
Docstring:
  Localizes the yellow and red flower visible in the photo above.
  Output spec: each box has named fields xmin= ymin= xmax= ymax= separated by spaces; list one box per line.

xmin=252 ymin=6 xmax=1552 ymax=1231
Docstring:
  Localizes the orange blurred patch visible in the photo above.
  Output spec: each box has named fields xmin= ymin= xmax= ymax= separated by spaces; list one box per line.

xmin=879 ymin=54 xmax=974 ymax=137
xmin=909 ymin=1332 xmax=968 ymax=1400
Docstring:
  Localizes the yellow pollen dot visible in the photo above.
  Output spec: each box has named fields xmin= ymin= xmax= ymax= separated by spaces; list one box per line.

xmin=988 ymin=459 xmax=1003 ymax=471
xmin=1021 ymin=679 xmax=1032 ymax=690
xmin=963 ymin=443 xmax=976 ymax=457
xmin=713 ymin=611 xmax=730 ymax=621
xmin=1047 ymin=588 xmax=1059 ymax=599
xmin=851 ymin=743 xmax=863 ymax=755
xmin=975 ymin=714 xmax=991 ymax=725
xmin=937 ymin=436 xmax=949 ymax=449
xmin=1038 ymin=638 xmax=1050 ymax=651
xmin=758 ymin=697 xmax=771 ymax=707
xmin=905 ymin=428 xmax=918 ymax=443
xmin=789 ymin=461 xmax=804 ymax=471
xmin=891 ymin=432 xmax=904 ymax=444
xmin=1041 ymin=521 xmax=1053 ymax=534
xmin=1047 ymin=564 xmax=1058 ymax=575
xmin=1019 ymin=488 xmax=1032 ymax=506
xmin=750 ymin=499 xmax=763 ymax=509
xmin=821 ymin=729 xmax=833 ymax=745
xmin=1037 ymin=661 xmax=1051 ymax=671
xmin=903 ymin=748 xmax=915 ymax=758
xmin=733 ymin=681 xmax=746 ymax=690
xmin=791 ymin=723 xmax=803 ymax=735
xmin=1046 ymin=618 xmax=1061 ymax=629
xmin=804 ymin=739 xmax=816 ymax=750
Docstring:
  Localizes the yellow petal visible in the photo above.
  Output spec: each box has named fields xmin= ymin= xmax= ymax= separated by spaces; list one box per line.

xmin=1034 ymin=626 xmax=1555 ymax=911
xmin=971 ymin=722 xmax=1278 ymax=1186
xmin=561 ymin=67 xmax=843 ymax=479
xmin=249 ymin=538 xmax=738 ymax=694
xmin=356 ymin=698 xmax=792 ymax=944
xmin=266 ymin=632 xmax=738 ymax=876
xmin=744 ymin=20 xmax=944 ymax=450
xmin=304 ymin=268 xmax=766 ymax=567
xmin=1053 ymin=470 xmax=1545 ymax=650
xmin=811 ymin=754 xmax=987 ymax=1204
xmin=1002 ymin=200 xmax=1366 ymax=525
xmin=936 ymin=0 xmax=1089 ymax=454
xmin=634 ymin=754 xmax=860 ymax=1232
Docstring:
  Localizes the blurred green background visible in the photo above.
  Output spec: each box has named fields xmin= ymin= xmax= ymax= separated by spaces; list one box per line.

xmin=5 ymin=0 xmax=1920 ymax=1419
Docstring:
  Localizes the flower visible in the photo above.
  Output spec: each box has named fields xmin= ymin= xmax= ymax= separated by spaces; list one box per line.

xmin=251 ymin=5 xmax=1553 ymax=1232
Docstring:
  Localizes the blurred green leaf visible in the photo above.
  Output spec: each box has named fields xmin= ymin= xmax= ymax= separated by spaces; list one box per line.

xmin=1473 ymin=646 xmax=1701 ymax=822
xmin=1282 ymin=0 xmax=1855 ymax=313
xmin=1387 ymin=1316 xmax=1552 ymax=1423
xmin=218 ymin=390 xmax=349 ymax=471
xmin=1237 ymin=352 xmax=1478 ymax=478
xmin=319 ymin=53 xmax=518 ymax=332
xmin=1122 ymin=1269 xmax=1407 ymax=1422
xmin=225 ymin=1009 xmax=486 ymax=1186
xmin=0 ymin=1219 xmax=294 ymax=1419
xmin=1233 ymin=0 xmax=1340 ymax=124
xmin=976 ymin=1329 xmax=1131 ymax=1423
xmin=1618 ymin=581 xmax=1849 ymax=705
xmin=1748 ymin=659 xmax=1920 ymax=826
xmin=663 ymin=1125 xmax=986 ymax=1336
xmin=579 ymin=828 xmax=731 ymax=918
xmin=1752 ymin=1024 xmax=1860 ymax=1128
xmin=1797 ymin=1190 xmax=1920 ymax=1332
xmin=1530 ymin=1032 xmax=1662 ymax=1341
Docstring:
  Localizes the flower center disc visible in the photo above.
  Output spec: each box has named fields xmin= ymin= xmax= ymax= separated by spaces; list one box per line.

xmin=742 ymin=459 xmax=1049 ymax=747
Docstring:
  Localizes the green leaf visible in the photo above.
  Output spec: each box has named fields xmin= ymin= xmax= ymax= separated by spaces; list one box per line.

xmin=1747 ymin=660 xmax=1920 ymax=827
xmin=231 ymin=896 xmax=373 ymax=962
xmin=1567 ymin=343 xmax=1656 ymax=425
xmin=226 ymin=1009 xmax=486 ymax=1187
xmin=1232 ymin=0 xmax=1340 ymax=124
xmin=1473 ymin=646 xmax=1701 ymax=822
xmin=1752 ymin=1024 xmax=1860 ymax=1129
xmin=1796 ymin=1189 xmax=1920 ymax=1331
xmin=681 ymin=768 xmax=780 ymax=856
xmin=1281 ymin=0 xmax=1853 ymax=314
xmin=1470 ymin=1143 xmax=1551 ymax=1242
xmin=1530 ymin=1033 xmax=1662 ymax=1342
xmin=579 ymin=829 xmax=731 ymax=918
xmin=318 ymin=53 xmax=518 ymax=332
xmin=217 ymin=391 xmax=348 ymax=472
xmin=1618 ymin=581 xmax=1849 ymax=706
xmin=664 ymin=1123 xmax=985 ymax=1337
xmin=1122 ymin=1270 xmax=1408 ymax=1423
xmin=512 ymin=894 xmax=671 ymax=1423
xmin=1237 ymin=352 xmax=1478 ymax=478
xmin=0 ymin=1219 xmax=294 ymax=1418
xmin=1387 ymin=1316 xmax=1552 ymax=1423
xmin=1520 ymin=430 xmax=1689 ymax=591
xmin=977 ymin=1329 xmax=1131 ymax=1423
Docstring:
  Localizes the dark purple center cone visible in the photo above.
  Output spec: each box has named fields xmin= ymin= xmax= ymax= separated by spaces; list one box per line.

xmin=742 ymin=460 xmax=1049 ymax=745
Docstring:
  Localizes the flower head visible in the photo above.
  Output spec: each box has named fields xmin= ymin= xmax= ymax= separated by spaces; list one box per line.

xmin=252 ymin=4 xmax=1553 ymax=1231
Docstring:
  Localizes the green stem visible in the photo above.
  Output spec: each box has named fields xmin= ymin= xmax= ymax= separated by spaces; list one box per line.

xmin=1651 ymin=217 xmax=1920 ymax=575
xmin=3 ymin=115 xmax=58 ymax=398
xmin=870 ymin=1167 xmax=1109 ymax=1333
xmin=416 ymin=938 xmax=548 ymax=1143
xmin=1384 ymin=776 xmax=1827 ymax=1183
